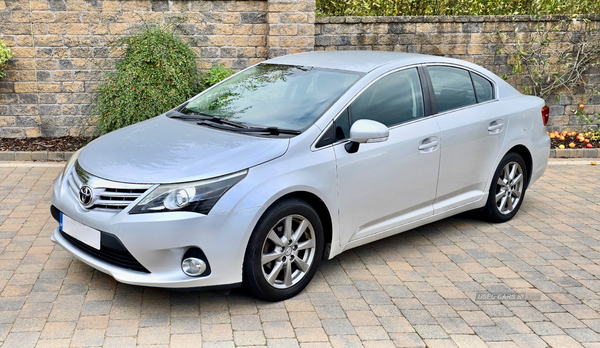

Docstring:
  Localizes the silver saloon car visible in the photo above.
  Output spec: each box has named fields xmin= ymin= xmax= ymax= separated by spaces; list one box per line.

xmin=51 ymin=51 xmax=550 ymax=301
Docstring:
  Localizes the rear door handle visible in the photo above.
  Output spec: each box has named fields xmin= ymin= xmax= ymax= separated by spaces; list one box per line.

xmin=418 ymin=137 xmax=439 ymax=152
xmin=488 ymin=120 xmax=504 ymax=133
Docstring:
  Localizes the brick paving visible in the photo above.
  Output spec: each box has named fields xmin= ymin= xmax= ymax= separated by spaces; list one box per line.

xmin=0 ymin=159 xmax=599 ymax=348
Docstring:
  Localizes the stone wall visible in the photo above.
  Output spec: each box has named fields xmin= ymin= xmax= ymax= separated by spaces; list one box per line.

xmin=315 ymin=15 xmax=600 ymax=132
xmin=1 ymin=3 xmax=599 ymax=137
xmin=0 ymin=0 xmax=314 ymax=137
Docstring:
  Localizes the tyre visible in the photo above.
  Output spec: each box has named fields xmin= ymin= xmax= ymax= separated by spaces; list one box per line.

xmin=243 ymin=198 xmax=324 ymax=301
xmin=483 ymin=152 xmax=528 ymax=223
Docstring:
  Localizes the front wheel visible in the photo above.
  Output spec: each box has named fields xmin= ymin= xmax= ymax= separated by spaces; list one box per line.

xmin=243 ymin=198 xmax=324 ymax=301
xmin=483 ymin=152 xmax=528 ymax=223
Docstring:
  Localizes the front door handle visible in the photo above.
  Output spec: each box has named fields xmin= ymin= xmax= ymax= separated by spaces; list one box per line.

xmin=488 ymin=120 xmax=504 ymax=133
xmin=418 ymin=137 xmax=439 ymax=152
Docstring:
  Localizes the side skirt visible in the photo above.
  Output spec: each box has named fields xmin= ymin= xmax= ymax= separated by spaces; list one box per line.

xmin=329 ymin=195 xmax=487 ymax=257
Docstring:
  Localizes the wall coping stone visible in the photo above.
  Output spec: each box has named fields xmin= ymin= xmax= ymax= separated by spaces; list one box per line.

xmin=315 ymin=14 xmax=600 ymax=24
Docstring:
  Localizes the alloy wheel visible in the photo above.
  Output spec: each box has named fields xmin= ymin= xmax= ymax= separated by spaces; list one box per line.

xmin=495 ymin=161 xmax=524 ymax=215
xmin=260 ymin=214 xmax=316 ymax=289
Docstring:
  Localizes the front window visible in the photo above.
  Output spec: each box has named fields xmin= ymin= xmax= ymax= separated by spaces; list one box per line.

xmin=350 ymin=68 xmax=424 ymax=127
xmin=182 ymin=64 xmax=363 ymax=131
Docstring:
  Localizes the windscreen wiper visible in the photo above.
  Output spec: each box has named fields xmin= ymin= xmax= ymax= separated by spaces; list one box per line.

xmin=168 ymin=111 xmax=247 ymax=128
xmin=197 ymin=122 xmax=301 ymax=135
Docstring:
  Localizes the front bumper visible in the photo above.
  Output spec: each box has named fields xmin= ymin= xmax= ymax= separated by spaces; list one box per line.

xmin=51 ymin=173 xmax=260 ymax=289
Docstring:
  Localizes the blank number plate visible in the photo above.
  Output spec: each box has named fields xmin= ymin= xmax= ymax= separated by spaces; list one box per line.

xmin=60 ymin=213 xmax=101 ymax=250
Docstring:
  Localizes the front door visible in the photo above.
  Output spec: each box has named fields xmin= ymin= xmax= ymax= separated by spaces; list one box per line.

xmin=333 ymin=67 xmax=441 ymax=245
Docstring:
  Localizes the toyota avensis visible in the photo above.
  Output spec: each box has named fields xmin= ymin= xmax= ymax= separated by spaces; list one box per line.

xmin=51 ymin=51 xmax=550 ymax=301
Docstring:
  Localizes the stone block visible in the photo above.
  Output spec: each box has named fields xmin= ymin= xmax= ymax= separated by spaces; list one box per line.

xmin=467 ymin=44 xmax=483 ymax=55
xmin=121 ymin=0 xmax=151 ymax=11
xmin=25 ymin=127 xmax=41 ymax=137
xmin=55 ymin=12 xmax=81 ymax=23
xmin=31 ymin=11 xmax=55 ymax=23
xmin=583 ymin=149 xmax=599 ymax=158
xmin=11 ymin=106 xmax=38 ymax=116
xmin=463 ymin=22 xmax=482 ymax=33
xmin=14 ymin=83 xmax=37 ymax=94
xmin=15 ymin=151 xmax=32 ymax=161
xmin=0 ymin=152 xmax=16 ymax=161
xmin=269 ymin=24 xmax=298 ymax=36
xmin=249 ymin=36 xmax=267 ymax=47
xmin=31 ymin=152 xmax=48 ymax=161
xmin=280 ymin=13 xmax=308 ymax=24
xmin=48 ymin=152 xmax=65 ymax=161
xmin=67 ymin=24 xmax=89 ymax=35
xmin=268 ymin=4 xmax=298 ymax=12
xmin=151 ymin=1 xmax=169 ymax=12
xmin=555 ymin=149 xmax=569 ymax=158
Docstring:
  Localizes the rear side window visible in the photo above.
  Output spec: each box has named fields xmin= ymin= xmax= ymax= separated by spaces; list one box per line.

xmin=350 ymin=68 xmax=424 ymax=127
xmin=428 ymin=66 xmax=476 ymax=113
xmin=471 ymin=72 xmax=494 ymax=103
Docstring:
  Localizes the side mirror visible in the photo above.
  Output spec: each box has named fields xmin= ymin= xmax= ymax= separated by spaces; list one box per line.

xmin=345 ymin=119 xmax=389 ymax=153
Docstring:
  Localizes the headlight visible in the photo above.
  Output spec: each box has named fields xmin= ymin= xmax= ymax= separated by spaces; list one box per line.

xmin=61 ymin=149 xmax=82 ymax=182
xmin=129 ymin=170 xmax=247 ymax=215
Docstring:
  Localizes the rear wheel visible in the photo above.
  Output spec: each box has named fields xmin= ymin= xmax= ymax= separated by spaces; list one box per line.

xmin=243 ymin=198 xmax=323 ymax=301
xmin=483 ymin=152 xmax=527 ymax=223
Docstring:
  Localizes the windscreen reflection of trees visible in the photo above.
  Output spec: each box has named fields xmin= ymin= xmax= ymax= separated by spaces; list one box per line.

xmin=183 ymin=65 xmax=359 ymax=130
xmin=184 ymin=65 xmax=307 ymax=121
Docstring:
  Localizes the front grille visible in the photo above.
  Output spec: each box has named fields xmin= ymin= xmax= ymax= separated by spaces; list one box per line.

xmin=60 ymin=229 xmax=150 ymax=273
xmin=67 ymin=162 xmax=152 ymax=211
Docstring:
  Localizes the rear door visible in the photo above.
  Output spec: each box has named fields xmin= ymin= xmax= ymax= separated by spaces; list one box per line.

xmin=426 ymin=65 xmax=508 ymax=213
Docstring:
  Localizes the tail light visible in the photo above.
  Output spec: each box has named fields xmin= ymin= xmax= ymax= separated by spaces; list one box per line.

xmin=541 ymin=105 xmax=549 ymax=126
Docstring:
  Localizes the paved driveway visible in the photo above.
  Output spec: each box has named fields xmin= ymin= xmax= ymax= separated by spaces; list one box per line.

xmin=0 ymin=160 xmax=599 ymax=348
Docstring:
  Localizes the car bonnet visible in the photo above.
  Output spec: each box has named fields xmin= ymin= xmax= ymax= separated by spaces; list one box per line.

xmin=77 ymin=115 xmax=290 ymax=184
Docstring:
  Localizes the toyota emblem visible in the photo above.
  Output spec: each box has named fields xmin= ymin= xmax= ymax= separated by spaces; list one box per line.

xmin=79 ymin=185 xmax=94 ymax=207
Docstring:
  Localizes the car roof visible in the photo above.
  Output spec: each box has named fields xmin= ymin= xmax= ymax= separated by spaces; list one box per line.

xmin=265 ymin=51 xmax=464 ymax=73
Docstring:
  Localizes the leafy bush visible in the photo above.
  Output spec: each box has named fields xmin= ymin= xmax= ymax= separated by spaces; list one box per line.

xmin=90 ymin=26 xmax=202 ymax=136
xmin=317 ymin=0 xmax=600 ymax=16
xmin=0 ymin=39 xmax=13 ymax=79
xmin=200 ymin=64 xmax=236 ymax=91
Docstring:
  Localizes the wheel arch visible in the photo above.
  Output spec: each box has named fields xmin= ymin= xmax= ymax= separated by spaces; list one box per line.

xmin=265 ymin=191 xmax=334 ymax=260
xmin=507 ymin=144 xmax=533 ymax=188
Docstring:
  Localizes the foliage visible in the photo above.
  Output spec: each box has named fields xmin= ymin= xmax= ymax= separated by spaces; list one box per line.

xmin=317 ymin=0 xmax=600 ymax=16
xmin=572 ymin=104 xmax=600 ymax=135
xmin=0 ymin=39 xmax=13 ymax=79
xmin=501 ymin=19 xmax=600 ymax=101
xmin=89 ymin=25 xmax=202 ymax=136
xmin=200 ymin=64 xmax=235 ymax=91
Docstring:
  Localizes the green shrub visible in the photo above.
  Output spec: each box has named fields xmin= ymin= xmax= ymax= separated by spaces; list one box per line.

xmin=317 ymin=0 xmax=600 ymax=16
xmin=200 ymin=64 xmax=236 ymax=91
xmin=0 ymin=39 xmax=13 ymax=79
xmin=90 ymin=25 xmax=202 ymax=136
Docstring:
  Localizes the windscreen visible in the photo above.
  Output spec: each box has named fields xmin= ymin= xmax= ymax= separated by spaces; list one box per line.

xmin=182 ymin=64 xmax=363 ymax=130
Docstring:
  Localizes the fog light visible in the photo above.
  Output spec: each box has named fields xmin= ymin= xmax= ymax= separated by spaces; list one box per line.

xmin=182 ymin=257 xmax=206 ymax=277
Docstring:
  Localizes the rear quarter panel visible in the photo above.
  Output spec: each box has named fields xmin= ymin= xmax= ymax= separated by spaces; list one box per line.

xmin=490 ymin=95 xmax=549 ymax=192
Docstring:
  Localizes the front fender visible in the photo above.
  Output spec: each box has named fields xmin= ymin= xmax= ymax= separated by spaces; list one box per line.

xmin=210 ymin=145 xmax=340 ymax=257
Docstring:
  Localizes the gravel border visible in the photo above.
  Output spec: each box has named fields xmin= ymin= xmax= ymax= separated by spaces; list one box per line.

xmin=0 ymin=149 xmax=598 ymax=161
